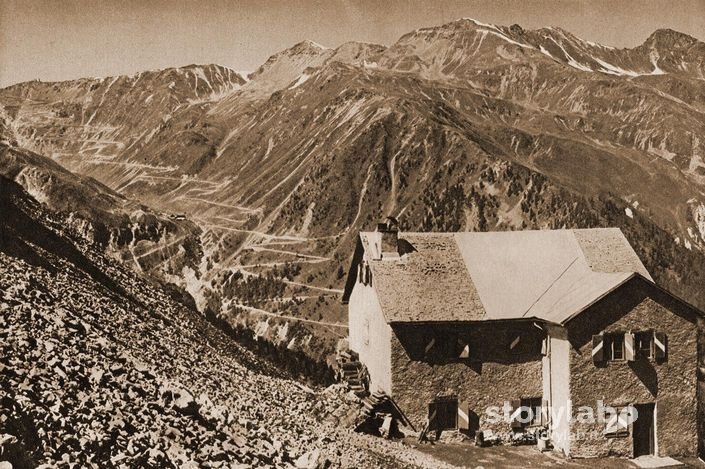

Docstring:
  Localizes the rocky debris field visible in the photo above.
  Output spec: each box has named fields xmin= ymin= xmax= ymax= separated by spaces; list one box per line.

xmin=0 ymin=183 xmax=454 ymax=468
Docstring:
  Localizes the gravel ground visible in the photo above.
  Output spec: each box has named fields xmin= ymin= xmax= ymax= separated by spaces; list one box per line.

xmin=0 ymin=189 xmax=456 ymax=468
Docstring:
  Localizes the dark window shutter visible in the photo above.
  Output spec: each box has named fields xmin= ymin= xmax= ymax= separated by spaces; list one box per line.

xmin=428 ymin=402 xmax=438 ymax=430
xmin=592 ymin=334 xmax=605 ymax=364
xmin=654 ymin=332 xmax=667 ymax=362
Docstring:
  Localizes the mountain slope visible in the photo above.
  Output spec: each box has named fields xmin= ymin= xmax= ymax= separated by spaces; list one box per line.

xmin=0 ymin=175 xmax=451 ymax=468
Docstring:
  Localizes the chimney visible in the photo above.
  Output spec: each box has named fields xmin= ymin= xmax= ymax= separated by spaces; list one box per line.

xmin=377 ymin=217 xmax=399 ymax=259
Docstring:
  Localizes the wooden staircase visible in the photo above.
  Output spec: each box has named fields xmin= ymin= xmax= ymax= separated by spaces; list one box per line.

xmin=340 ymin=360 xmax=367 ymax=397
xmin=360 ymin=390 xmax=389 ymax=419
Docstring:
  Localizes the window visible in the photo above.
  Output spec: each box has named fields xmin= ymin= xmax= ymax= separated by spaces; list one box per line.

xmin=608 ymin=334 xmax=625 ymax=361
xmin=636 ymin=331 xmax=654 ymax=359
xmin=423 ymin=332 xmax=470 ymax=361
xmin=429 ymin=396 xmax=458 ymax=430
xmin=507 ymin=332 xmax=542 ymax=356
xmin=594 ymin=332 xmax=662 ymax=364
xmin=520 ymin=398 xmax=543 ymax=427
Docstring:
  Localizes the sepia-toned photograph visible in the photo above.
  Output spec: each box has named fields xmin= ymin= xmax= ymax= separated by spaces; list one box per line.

xmin=1 ymin=1 xmax=705 ymax=467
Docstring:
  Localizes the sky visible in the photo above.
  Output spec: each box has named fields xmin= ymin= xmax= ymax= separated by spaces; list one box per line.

xmin=1 ymin=0 xmax=704 ymax=87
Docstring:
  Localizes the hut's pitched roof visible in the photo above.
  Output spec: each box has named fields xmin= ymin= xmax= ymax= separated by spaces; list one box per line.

xmin=343 ymin=228 xmax=653 ymax=325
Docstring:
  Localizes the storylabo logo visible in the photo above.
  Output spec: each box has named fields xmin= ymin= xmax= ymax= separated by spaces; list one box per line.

xmin=484 ymin=400 xmax=639 ymax=427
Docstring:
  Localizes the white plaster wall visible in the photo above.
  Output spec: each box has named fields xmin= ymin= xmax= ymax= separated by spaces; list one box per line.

xmin=348 ymin=279 xmax=392 ymax=395
xmin=549 ymin=326 xmax=571 ymax=456
xmin=542 ymin=340 xmax=551 ymax=426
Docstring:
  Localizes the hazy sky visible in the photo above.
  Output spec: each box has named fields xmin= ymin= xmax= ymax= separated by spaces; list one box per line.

xmin=2 ymin=0 xmax=704 ymax=87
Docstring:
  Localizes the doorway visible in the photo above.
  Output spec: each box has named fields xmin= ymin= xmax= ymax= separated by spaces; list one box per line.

xmin=633 ymin=403 xmax=656 ymax=457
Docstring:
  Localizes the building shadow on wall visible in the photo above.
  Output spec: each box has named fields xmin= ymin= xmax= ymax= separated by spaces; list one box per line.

xmin=628 ymin=358 xmax=658 ymax=397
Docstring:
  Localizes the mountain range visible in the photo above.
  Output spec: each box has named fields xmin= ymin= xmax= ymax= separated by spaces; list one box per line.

xmin=2 ymin=18 xmax=705 ymax=364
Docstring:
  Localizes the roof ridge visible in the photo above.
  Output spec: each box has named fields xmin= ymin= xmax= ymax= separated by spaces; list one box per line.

xmin=521 ymin=256 xmax=579 ymax=318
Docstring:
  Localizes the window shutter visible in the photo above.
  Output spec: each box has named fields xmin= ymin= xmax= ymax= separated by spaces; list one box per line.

xmin=606 ymin=407 xmax=631 ymax=435
xmin=624 ymin=332 xmax=635 ymax=361
xmin=592 ymin=334 xmax=605 ymax=364
xmin=541 ymin=399 xmax=549 ymax=426
xmin=457 ymin=338 xmax=470 ymax=359
xmin=428 ymin=402 xmax=438 ymax=431
xmin=604 ymin=411 xmax=619 ymax=434
xmin=510 ymin=335 xmax=521 ymax=350
xmin=541 ymin=338 xmax=548 ymax=356
xmin=654 ymin=332 xmax=667 ymax=362
xmin=365 ymin=265 xmax=372 ymax=285
xmin=510 ymin=399 xmax=523 ymax=429
xmin=457 ymin=401 xmax=470 ymax=430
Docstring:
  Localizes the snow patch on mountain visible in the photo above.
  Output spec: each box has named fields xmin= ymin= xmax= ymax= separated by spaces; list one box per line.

xmin=482 ymin=29 xmax=532 ymax=50
xmin=263 ymin=136 xmax=274 ymax=160
xmin=463 ymin=17 xmax=502 ymax=32
xmin=650 ymin=50 xmax=666 ymax=75
xmin=539 ymin=45 xmax=555 ymax=60
xmin=289 ymin=73 xmax=311 ymax=89
xmin=549 ymin=37 xmax=592 ymax=72
xmin=304 ymin=39 xmax=330 ymax=50
xmin=593 ymin=57 xmax=640 ymax=77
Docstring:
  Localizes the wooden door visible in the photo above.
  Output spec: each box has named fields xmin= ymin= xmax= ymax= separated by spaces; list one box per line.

xmin=633 ymin=403 xmax=655 ymax=457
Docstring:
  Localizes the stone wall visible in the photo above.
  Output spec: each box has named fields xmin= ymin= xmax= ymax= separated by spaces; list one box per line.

xmin=389 ymin=321 xmax=544 ymax=433
xmin=567 ymin=277 xmax=700 ymax=458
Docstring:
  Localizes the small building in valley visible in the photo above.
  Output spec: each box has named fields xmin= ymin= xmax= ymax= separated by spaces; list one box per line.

xmin=342 ymin=223 xmax=705 ymax=459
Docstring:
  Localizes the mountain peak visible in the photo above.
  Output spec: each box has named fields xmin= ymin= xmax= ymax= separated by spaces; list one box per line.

xmin=646 ymin=28 xmax=700 ymax=49
xmin=290 ymin=39 xmax=330 ymax=53
xmin=458 ymin=17 xmax=501 ymax=30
